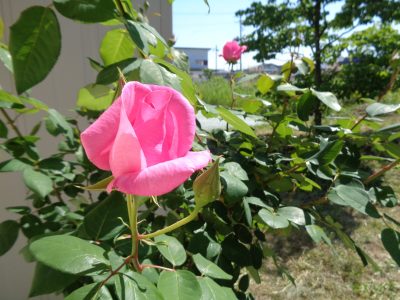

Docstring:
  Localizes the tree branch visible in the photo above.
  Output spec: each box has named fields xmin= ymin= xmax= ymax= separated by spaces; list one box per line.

xmin=0 ymin=108 xmax=23 ymax=138
xmin=322 ymin=23 xmax=359 ymax=51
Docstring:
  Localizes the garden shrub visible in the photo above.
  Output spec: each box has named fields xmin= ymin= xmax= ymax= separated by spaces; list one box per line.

xmin=0 ymin=1 xmax=400 ymax=299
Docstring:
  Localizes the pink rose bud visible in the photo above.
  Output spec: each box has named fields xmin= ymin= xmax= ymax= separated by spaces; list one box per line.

xmin=81 ymin=82 xmax=211 ymax=196
xmin=221 ymin=40 xmax=247 ymax=64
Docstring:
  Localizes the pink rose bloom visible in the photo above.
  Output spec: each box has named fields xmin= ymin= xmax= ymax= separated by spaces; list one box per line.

xmin=221 ymin=41 xmax=247 ymax=64
xmin=81 ymin=82 xmax=211 ymax=196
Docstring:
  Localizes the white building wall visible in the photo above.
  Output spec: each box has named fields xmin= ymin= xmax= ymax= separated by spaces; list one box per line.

xmin=177 ymin=47 xmax=210 ymax=71
xmin=0 ymin=1 xmax=172 ymax=299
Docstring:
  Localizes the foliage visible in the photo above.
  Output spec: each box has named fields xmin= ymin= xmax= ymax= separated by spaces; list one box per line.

xmin=0 ymin=1 xmax=400 ymax=299
xmin=236 ymin=0 xmax=400 ymax=114
xmin=326 ymin=25 xmax=400 ymax=101
xmin=237 ymin=0 xmax=400 ymax=63
xmin=196 ymin=75 xmax=258 ymax=107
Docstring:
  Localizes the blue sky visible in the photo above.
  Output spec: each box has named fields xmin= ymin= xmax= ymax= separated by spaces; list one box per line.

xmin=172 ymin=0 xmax=344 ymax=71
xmin=172 ymin=0 xmax=259 ymax=70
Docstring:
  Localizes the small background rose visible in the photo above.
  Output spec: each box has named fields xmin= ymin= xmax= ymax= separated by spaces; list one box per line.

xmin=221 ymin=40 xmax=247 ymax=64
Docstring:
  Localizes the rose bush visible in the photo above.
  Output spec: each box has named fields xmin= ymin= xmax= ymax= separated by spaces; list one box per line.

xmin=0 ymin=1 xmax=400 ymax=299
xmin=81 ymin=81 xmax=211 ymax=196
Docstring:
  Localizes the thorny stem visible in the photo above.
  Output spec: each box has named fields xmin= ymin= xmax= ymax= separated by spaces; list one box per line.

xmin=99 ymin=254 xmax=134 ymax=289
xmin=0 ymin=108 xmax=23 ymax=138
xmin=141 ymin=264 xmax=175 ymax=272
xmin=126 ymin=194 xmax=142 ymax=272
xmin=226 ymin=63 xmax=235 ymax=131
xmin=229 ymin=64 xmax=235 ymax=109
xmin=350 ymin=113 xmax=367 ymax=131
xmin=140 ymin=207 xmax=201 ymax=240
xmin=364 ymin=159 xmax=400 ymax=185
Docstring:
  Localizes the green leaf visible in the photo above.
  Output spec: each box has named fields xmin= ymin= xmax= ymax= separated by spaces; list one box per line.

xmin=245 ymin=196 xmax=270 ymax=209
xmin=154 ymin=234 xmax=187 ymax=267
xmin=29 ymin=263 xmax=76 ymax=297
xmin=9 ymin=6 xmax=61 ymax=94
xmin=372 ymin=186 xmax=398 ymax=207
xmin=153 ymin=57 xmax=198 ymax=106
xmin=84 ymin=192 xmax=128 ymax=241
xmin=278 ymin=207 xmax=306 ymax=225
xmin=297 ymin=92 xmax=318 ymax=121
xmin=0 ymin=119 xmax=7 ymax=138
xmin=0 ymin=89 xmax=24 ymax=109
xmin=23 ymin=168 xmax=53 ymax=198
xmin=6 ymin=206 xmax=31 ymax=215
xmin=126 ymin=21 xmax=160 ymax=55
xmin=334 ymin=184 xmax=380 ymax=218
xmin=238 ymin=274 xmax=250 ymax=291
xmin=96 ymin=58 xmax=141 ymax=85
xmin=223 ymin=162 xmax=249 ymax=181
xmin=65 ymin=282 xmax=112 ymax=300
xmin=0 ymin=46 xmax=13 ymax=72
xmin=30 ymin=235 xmax=109 ymax=275
xmin=258 ymin=208 xmax=289 ymax=229
xmin=366 ymin=103 xmax=400 ymax=117
xmin=0 ymin=159 xmax=32 ymax=172
xmin=302 ymin=57 xmax=315 ymax=73
xmin=310 ymin=88 xmax=341 ymax=111
xmin=267 ymin=177 xmax=293 ymax=192
xmin=305 ymin=225 xmax=332 ymax=246
xmin=379 ymin=123 xmax=400 ymax=132
xmin=0 ymin=220 xmax=19 ymax=256
xmin=115 ymin=270 xmax=163 ymax=300
xmin=281 ymin=61 xmax=294 ymax=81
xmin=53 ymin=0 xmax=115 ymax=23
xmin=257 ymin=74 xmax=274 ymax=94
xmin=140 ymin=59 xmax=181 ymax=90
xmin=217 ymin=107 xmax=256 ymax=138
xmin=246 ymin=266 xmax=261 ymax=284
xmin=220 ymin=172 xmax=248 ymax=205
xmin=221 ymin=235 xmax=251 ymax=266
xmin=100 ymin=29 xmax=135 ymax=66
xmin=198 ymin=277 xmax=237 ymax=300
xmin=243 ymin=198 xmax=252 ymax=226
xmin=384 ymin=143 xmax=400 ymax=159
xmin=193 ymin=159 xmax=221 ymax=209
xmin=192 ymin=253 xmax=232 ymax=280
xmin=80 ymin=175 xmax=114 ymax=191
xmin=188 ymin=232 xmax=221 ymax=259
xmin=20 ymin=96 xmax=48 ymax=112
xmin=317 ymin=140 xmax=344 ymax=166
xmin=77 ymin=84 xmax=114 ymax=111
xmin=381 ymin=228 xmax=400 ymax=267
xmin=294 ymin=59 xmax=309 ymax=75
xmin=158 ymin=270 xmax=201 ymax=300
xmin=277 ymin=83 xmax=307 ymax=93
xmin=48 ymin=108 xmax=74 ymax=141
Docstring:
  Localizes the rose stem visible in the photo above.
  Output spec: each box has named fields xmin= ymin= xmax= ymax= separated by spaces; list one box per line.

xmin=126 ymin=194 xmax=142 ymax=272
xmin=139 ymin=206 xmax=201 ymax=240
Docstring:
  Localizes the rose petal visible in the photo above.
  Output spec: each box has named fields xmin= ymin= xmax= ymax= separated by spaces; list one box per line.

xmin=109 ymin=150 xmax=211 ymax=196
xmin=109 ymin=99 xmax=146 ymax=177
xmin=162 ymin=89 xmax=196 ymax=158
xmin=122 ymin=81 xmax=152 ymax=125
xmin=80 ymin=98 xmax=121 ymax=170
xmin=134 ymin=89 xmax=170 ymax=166
xmin=81 ymin=82 xmax=153 ymax=170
